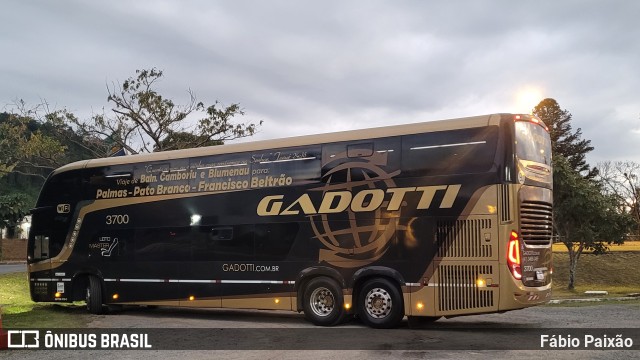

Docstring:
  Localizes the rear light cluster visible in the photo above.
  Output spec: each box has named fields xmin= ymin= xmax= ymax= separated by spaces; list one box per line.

xmin=507 ymin=231 xmax=522 ymax=280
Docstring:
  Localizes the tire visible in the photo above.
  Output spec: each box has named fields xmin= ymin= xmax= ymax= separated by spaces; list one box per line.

xmin=357 ymin=278 xmax=404 ymax=329
xmin=302 ymin=277 xmax=346 ymax=326
xmin=86 ymin=276 xmax=104 ymax=314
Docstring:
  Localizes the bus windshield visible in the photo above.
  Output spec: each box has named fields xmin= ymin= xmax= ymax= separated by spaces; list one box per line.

xmin=515 ymin=121 xmax=551 ymax=165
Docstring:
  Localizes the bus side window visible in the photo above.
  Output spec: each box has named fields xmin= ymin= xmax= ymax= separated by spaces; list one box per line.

xmin=87 ymin=165 xmax=135 ymax=198
xmin=194 ymin=225 xmax=254 ymax=261
xmin=347 ymin=143 xmax=373 ymax=158
xmin=322 ymin=137 xmax=400 ymax=183
xmin=401 ymin=127 xmax=498 ymax=176
xmin=134 ymin=227 xmax=190 ymax=261
xmin=250 ymin=146 xmax=321 ymax=187
xmin=254 ymin=223 xmax=298 ymax=261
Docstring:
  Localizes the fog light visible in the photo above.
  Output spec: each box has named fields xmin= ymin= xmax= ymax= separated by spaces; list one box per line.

xmin=274 ymin=298 xmax=280 ymax=304
xmin=416 ymin=302 xmax=424 ymax=310
xmin=189 ymin=295 xmax=195 ymax=301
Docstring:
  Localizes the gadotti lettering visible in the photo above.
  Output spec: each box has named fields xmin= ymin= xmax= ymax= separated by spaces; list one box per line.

xmin=257 ymin=184 xmax=461 ymax=216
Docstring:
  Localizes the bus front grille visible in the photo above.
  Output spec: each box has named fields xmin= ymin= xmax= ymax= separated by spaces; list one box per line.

xmin=437 ymin=265 xmax=494 ymax=312
xmin=520 ymin=201 xmax=553 ymax=246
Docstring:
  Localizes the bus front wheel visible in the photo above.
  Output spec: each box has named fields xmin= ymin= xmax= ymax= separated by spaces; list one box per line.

xmin=302 ymin=277 xmax=345 ymax=326
xmin=85 ymin=276 xmax=104 ymax=314
xmin=357 ymin=278 xmax=404 ymax=329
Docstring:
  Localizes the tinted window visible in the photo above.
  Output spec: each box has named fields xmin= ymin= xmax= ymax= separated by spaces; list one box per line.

xmin=134 ymin=159 xmax=191 ymax=197
xmin=31 ymin=235 xmax=50 ymax=261
xmin=347 ymin=143 xmax=373 ymax=158
xmin=90 ymin=230 xmax=135 ymax=261
xmin=38 ymin=170 xmax=84 ymax=205
xmin=192 ymin=224 xmax=255 ymax=261
xmin=322 ymin=137 xmax=401 ymax=183
xmin=254 ymin=223 xmax=299 ymax=261
xmin=190 ymin=153 xmax=251 ymax=193
xmin=402 ymin=127 xmax=498 ymax=176
xmin=135 ymin=227 xmax=192 ymax=261
xmin=250 ymin=146 xmax=321 ymax=187
xmin=87 ymin=165 xmax=135 ymax=200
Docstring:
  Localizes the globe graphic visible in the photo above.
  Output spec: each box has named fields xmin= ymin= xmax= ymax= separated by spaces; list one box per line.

xmin=309 ymin=155 xmax=402 ymax=267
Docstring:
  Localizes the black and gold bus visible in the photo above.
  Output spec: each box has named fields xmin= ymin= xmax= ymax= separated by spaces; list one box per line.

xmin=28 ymin=113 xmax=553 ymax=328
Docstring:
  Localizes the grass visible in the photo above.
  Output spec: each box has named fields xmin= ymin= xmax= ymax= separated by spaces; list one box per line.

xmin=552 ymin=241 xmax=640 ymax=252
xmin=0 ymin=272 xmax=32 ymax=315
xmin=0 ymin=272 xmax=89 ymax=328
xmin=551 ymin=252 xmax=640 ymax=298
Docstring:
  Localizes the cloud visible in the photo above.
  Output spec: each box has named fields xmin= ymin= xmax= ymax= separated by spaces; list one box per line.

xmin=1 ymin=0 xmax=639 ymax=163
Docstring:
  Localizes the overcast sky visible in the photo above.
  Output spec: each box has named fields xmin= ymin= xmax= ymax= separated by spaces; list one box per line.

xmin=2 ymin=1 xmax=638 ymax=163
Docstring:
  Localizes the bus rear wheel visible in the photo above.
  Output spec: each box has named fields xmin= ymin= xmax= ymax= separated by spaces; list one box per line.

xmin=357 ymin=278 xmax=404 ymax=329
xmin=85 ymin=276 xmax=104 ymax=314
xmin=302 ymin=277 xmax=345 ymax=326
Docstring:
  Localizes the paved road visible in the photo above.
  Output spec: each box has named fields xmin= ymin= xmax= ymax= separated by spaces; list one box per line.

xmin=4 ymin=301 xmax=640 ymax=359
xmin=0 ymin=263 xmax=26 ymax=274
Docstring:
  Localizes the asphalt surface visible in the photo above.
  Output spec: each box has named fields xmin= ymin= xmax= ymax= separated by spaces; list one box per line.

xmin=0 ymin=263 xmax=26 ymax=274
xmin=3 ymin=301 xmax=639 ymax=359
xmin=2 ymin=263 xmax=638 ymax=358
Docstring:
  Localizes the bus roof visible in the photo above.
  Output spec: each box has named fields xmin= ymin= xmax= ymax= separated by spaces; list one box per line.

xmin=53 ymin=113 xmax=504 ymax=175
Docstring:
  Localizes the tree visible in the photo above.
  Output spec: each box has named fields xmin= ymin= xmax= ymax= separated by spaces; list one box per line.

xmin=43 ymin=108 xmax=112 ymax=159
xmin=155 ymin=131 xmax=223 ymax=151
xmin=1 ymin=99 xmax=105 ymax=180
xmin=533 ymin=98 xmax=597 ymax=178
xmin=0 ymin=193 xmax=28 ymax=239
xmin=0 ymin=106 xmax=68 ymax=240
xmin=553 ymin=156 xmax=633 ymax=289
xmin=70 ymin=68 xmax=261 ymax=154
xmin=0 ymin=101 xmax=102 ymax=235
xmin=597 ymin=161 xmax=640 ymax=238
xmin=532 ymin=98 xmax=634 ymax=289
xmin=0 ymin=101 xmax=68 ymax=180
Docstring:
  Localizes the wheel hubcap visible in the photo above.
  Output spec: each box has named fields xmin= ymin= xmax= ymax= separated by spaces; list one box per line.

xmin=365 ymin=287 xmax=392 ymax=319
xmin=309 ymin=287 xmax=335 ymax=317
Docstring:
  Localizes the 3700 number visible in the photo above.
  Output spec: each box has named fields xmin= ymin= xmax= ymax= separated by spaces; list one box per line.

xmin=105 ymin=214 xmax=130 ymax=225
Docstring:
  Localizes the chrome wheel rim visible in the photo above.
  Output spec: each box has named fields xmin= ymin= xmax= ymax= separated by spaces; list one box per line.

xmin=365 ymin=287 xmax=392 ymax=319
xmin=309 ymin=287 xmax=335 ymax=317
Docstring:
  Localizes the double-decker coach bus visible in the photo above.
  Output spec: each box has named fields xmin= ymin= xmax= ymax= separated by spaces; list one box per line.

xmin=28 ymin=113 xmax=553 ymax=328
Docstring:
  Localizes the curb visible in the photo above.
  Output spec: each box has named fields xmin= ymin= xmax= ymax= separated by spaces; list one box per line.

xmin=549 ymin=297 xmax=639 ymax=304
